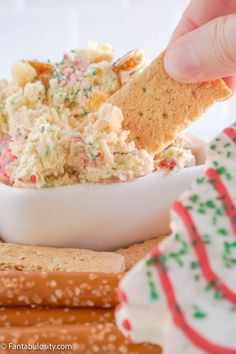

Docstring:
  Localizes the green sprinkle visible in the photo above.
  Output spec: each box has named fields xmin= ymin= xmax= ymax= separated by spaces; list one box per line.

xmin=194 ymin=274 xmax=200 ymax=282
xmin=158 ymin=255 xmax=167 ymax=263
xmin=216 ymin=208 xmax=223 ymax=216
xmin=169 ymin=253 xmax=184 ymax=267
xmin=198 ymin=208 xmax=206 ymax=214
xmin=175 ymin=233 xmax=180 ymax=241
xmin=210 ymin=144 xmax=217 ymax=150
xmin=194 ymin=312 xmax=206 ymax=319
xmin=213 ymin=161 xmax=219 ymax=167
xmin=224 ymin=143 xmax=231 ymax=148
xmin=44 ymin=176 xmax=54 ymax=188
xmin=92 ymin=69 xmax=97 ymax=76
xmin=150 ymin=291 xmax=159 ymax=301
xmin=196 ymin=177 xmax=205 ymax=185
xmin=214 ymin=291 xmax=223 ymax=300
xmin=190 ymin=261 xmax=199 ymax=270
xmin=145 ymin=265 xmax=159 ymax=301
xmin=90 ymin=153 xmax=96 ymax=161
xmin=226 ymin=151 xmax=232 ymax=158
xmin=146 ymin=255 xmax=167 ymax=266
xmin=192 ymin=305 xmax=207 ymax=319
xmin=179 ymin=241 xmax=188 ymax=255
xmin=216 ymin=166 xmax=226 ymax=175
xmin=202 ymin=234 xmax=211 ymax=244
xmin=224 ymin=242 xmax=231 ymax=255
xmin=204 ymin=283 xmax=212 ymax=292
xmin=206 ymin=200 xmax=215 ymax=208
xmin=217 ymin=228 xmax=228 ymax=236
xmin=149 ymin=281 xmax=156 ymax=290
xmin=190 ymin=194 xmax=199 ymax=203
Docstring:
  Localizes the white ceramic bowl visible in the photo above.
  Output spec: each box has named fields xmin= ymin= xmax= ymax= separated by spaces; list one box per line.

xmin=0 ymin=135 xmax=206 ymax=251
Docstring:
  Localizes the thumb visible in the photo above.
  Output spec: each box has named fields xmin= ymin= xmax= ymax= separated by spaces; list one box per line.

xmin=164 ymin=14 xmax=236 ymax=83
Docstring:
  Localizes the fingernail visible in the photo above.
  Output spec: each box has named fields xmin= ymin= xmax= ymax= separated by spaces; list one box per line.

xmin=164 ymin=40 xmax=200 ymax=82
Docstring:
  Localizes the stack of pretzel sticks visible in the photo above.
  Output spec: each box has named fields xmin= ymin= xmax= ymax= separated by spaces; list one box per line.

xmin=0 ymin=238 xmax=163 ymax=353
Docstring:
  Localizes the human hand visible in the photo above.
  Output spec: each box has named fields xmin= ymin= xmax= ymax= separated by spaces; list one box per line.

xmin=164 ymin=0 xmax=236 ymax=92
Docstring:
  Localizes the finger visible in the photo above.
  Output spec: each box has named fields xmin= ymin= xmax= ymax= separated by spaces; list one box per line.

xmin=169 ymin=0 xmax=236 ymax=44
xmin=165 ymin=14 xmax=236 ymax=83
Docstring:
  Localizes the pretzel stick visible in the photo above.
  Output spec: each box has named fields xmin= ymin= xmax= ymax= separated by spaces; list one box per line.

xmin=0 ymin=271 xmax=123 ymax=308
xmin=0 ymin=323 xmax=162 ymax=354
xmin=0 ymin=307 xmax=114 ymax=327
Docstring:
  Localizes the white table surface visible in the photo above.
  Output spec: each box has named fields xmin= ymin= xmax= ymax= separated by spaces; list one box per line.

xmin=0 ymin=0 xmax=235 ymax=141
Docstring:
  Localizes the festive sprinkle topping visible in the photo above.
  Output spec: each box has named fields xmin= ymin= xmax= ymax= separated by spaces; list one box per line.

xmin=30 ymin=175 xmax=37 ymax=184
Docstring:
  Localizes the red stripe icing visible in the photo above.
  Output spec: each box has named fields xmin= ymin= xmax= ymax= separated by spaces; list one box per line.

xmin=117 ymin=288 xmax=128 ymax=303
xmin=206 ymin=168 xmax=236 ymax=234
xmin=151 ymin=247 xmax=236 ymax=354
xmin=173 ymin=201 xmax=236 ymax=304
xmin=122 ymin=319 xmax=132 ymax=331
xmin=224 ymin=127 xmax=236 ymax=145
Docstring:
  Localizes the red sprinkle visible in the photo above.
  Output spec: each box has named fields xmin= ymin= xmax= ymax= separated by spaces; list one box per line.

xmin=169 ymin=159 xmax=177 ymax=169
xmin=72 ymin=136 xmax=83 ymax=142
xmin=122 ymin=319 xmax=132 ymax=331
xmin=159 ymin=159 xmax=168 ymax=168
xmin=96 ymin=152 xmax=103 ymax=159
xmin=30 ymin=175 xmax=37 ymax=184
xmin=117 ymin=288 xmax=128 ymax=303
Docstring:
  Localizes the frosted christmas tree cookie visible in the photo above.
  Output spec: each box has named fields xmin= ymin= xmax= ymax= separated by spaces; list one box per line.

xmin=116 ymin=122 xmax=236 ymax=354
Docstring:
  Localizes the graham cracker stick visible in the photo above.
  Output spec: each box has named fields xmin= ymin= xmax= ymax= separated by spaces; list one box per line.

xmin=116 ymin=235 xmax=167 ymax=270
xmin=108 ymin=51 xmax=231 ymax=153
xmin=0 ymin=242 xmax=125 ymax=273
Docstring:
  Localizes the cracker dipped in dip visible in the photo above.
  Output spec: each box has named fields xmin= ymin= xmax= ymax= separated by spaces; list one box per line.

xmin=0 ymin=43 xmax=196 ymax=188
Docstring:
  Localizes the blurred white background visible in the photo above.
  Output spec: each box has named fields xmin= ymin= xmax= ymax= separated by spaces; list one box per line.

xmin=0 ymin=0 xmax=235 ymax=140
